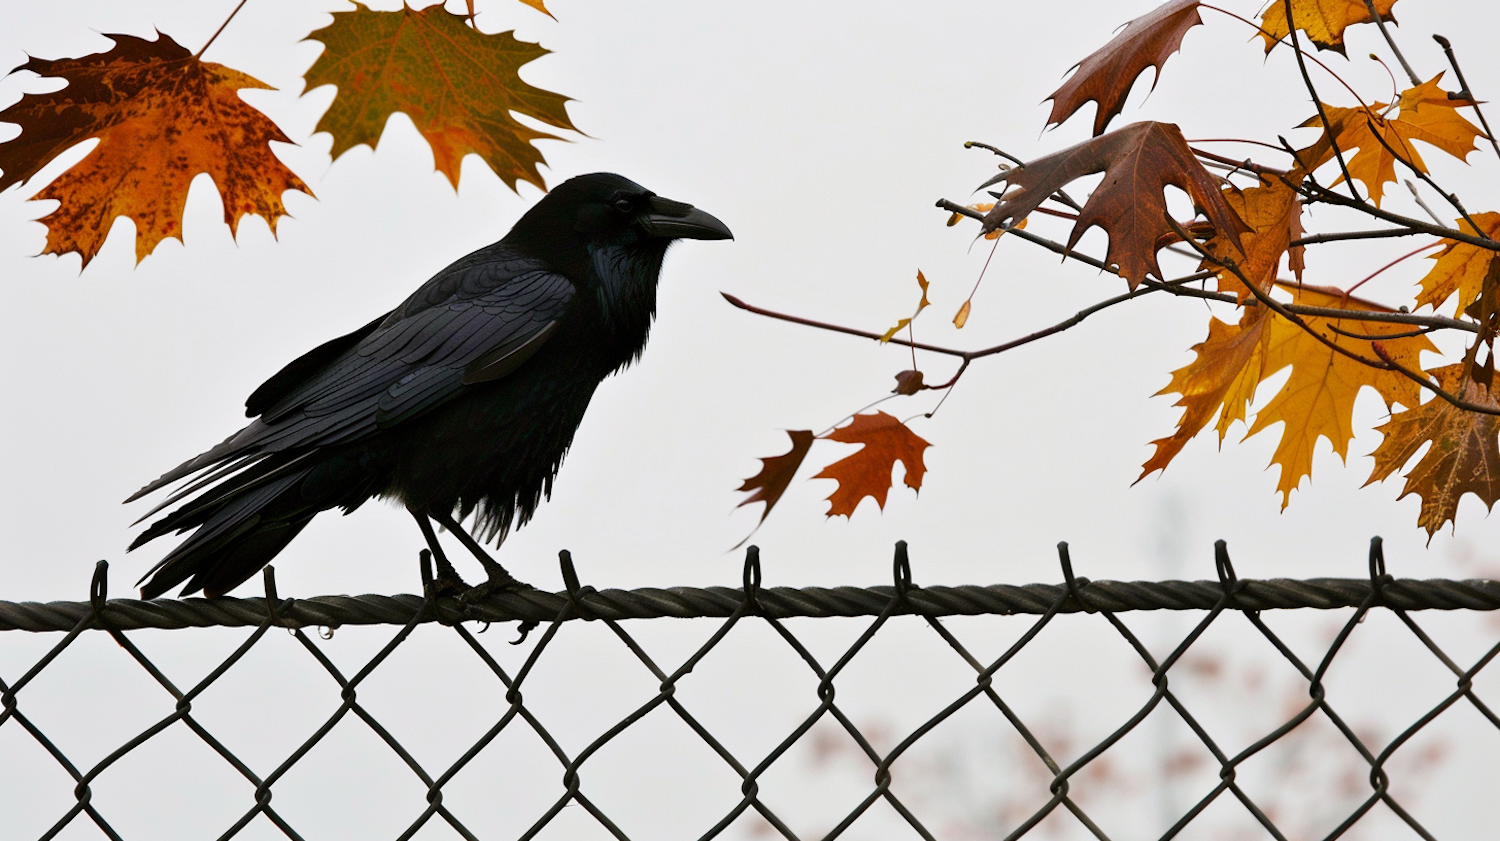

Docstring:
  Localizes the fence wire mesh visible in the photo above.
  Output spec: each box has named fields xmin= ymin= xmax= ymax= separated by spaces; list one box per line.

xmin=2 ymin=538 xmax=1499 ymax=841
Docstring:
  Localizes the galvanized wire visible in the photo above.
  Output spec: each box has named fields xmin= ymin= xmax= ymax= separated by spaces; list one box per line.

xmin=3 ymin=537 xmax=1498 ymax=841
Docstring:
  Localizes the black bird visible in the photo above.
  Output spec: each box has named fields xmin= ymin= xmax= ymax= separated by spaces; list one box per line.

xmin=127 ymin=173 xmax=731 ymax=599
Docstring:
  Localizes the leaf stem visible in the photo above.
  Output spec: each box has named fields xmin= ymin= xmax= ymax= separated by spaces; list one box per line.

xmin=196 ymin=0 xmax=252 ymax=59
xmin=1363 ymin=0 xmax=1420 ymax=86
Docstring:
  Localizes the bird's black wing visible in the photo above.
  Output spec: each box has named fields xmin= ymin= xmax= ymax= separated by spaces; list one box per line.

xmin=127 ymin=252 xmax=576 ymax=503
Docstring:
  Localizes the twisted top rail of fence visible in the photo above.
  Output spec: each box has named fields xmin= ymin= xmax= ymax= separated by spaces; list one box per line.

xmin=5 ymin=539 xmax=1500 ymax=633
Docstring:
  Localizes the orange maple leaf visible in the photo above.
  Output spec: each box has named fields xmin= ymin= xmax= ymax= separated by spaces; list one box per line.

xmin=0 ymin=32 xmax=310 ymax=267
xmin=1295 ymin=75 xmax=1484 ymax=206
xmin=1367 ymin=364 xmax=1500 ymax=537
xmin=1258 ymin=0 xmax=1397 ymax=54
xmin=736 ymin=430 xmax=816 ymax=525
xmin=981 ymin=121 xmax=1250 ymax=289
xmin=881 ymin=270 xmax=932 ymax=342
xmin=813 ymin=412 xmax=930 ymax=518
xmin=1047 ymin=0 xmax=1203 ymax=137
xmin=304 ymin=2 xmax=578 ymax=192
xmin=1200 ymin=179 xmax=1305 ymax=299
xmin=1415 ymin=212 xmax=1500 ymax=316
xmin=1144 ymin=284 xmax=1435 ymax=506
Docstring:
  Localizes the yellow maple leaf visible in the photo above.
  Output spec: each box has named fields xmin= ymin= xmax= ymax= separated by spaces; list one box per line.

xmin=1295 ymin=74 xmax=1485 ymax=206
xmin=1367 ymin=364 xmax=1500 ymax=536
xmin=1144 ymin=284 xmax=1435 ymax=506
xmin=0 ymin=33 xmax=310 ymax=267
xmin=1259 ymin=0 xmax=1397 ymax=54
xmin=1415 ymin=212 xmax=1500 ymax=315
xmin=304 ymin=2 xmax=578 ymax=192
xmin=1250 ymin=284 xmax=1434 ymax=505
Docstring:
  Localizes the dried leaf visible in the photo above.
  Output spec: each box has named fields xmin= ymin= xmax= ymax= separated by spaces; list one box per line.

xmin=0 ymin=33 xmax=310 ymax=267
xmin=1415 ymin=212 xmax=1500 ymax=315
xmin=736 ymin=430 xmax=816 ymax=524
xmin=813 ymin=412 xmax=931 ymax=518
xmin=893 ymin=370 xmax=926 ymax=395
xmin=1367 ymin=365 xmax=1500 ymax=537
xmin=981 ymin=121 xmax=1250 ymax=288
xmin=880 ymin=270 xmax=931 ymax=341
xmin=1259 ymin=0 xmax=1397 ymax=54
xmin=304 ymin=2 xmax=578 ymax=192
xmin=1294 ymin=75 xmax=1484 ymax=206
xmin=1200 ymin=178 xmax=1304 ymax=299
xmin=517 ymin=0 xmax=555 ymax=19
xmin=954 ymin=299 xmax=972 ymax=328
xmin=1047 ymin=0 xmax=1203 ymax=136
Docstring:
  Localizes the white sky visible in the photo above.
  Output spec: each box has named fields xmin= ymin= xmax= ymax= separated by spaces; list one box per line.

xmin=2 ymin=1 xmax=1498 ymax=838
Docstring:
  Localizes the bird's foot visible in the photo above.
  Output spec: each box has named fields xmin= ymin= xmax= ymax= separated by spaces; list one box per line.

xmin=458 ymin=567 xmax=533 ymax=605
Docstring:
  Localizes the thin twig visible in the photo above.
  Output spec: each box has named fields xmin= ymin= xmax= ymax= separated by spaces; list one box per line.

xmin=1291 ymin=227 xmax=1432 ymax=247
xmin=1282 ymin=0 xmax=1361 ymax=201
xmin=1434 ymin=35 xmax=1500 ymax=161
xmin=1363 ymin=0 xmax=1419 ymax=86
xmin=1298 ymin=182 xmax=1500 ymax=251
xmin=1327 ymin=323 xmax=1437 ymax=341
xmin=1190 ymin=147 xmax=1290 ymax=177
xmin=1404 ymin=180 xmax=1445 ymax=226
xmin=196 ymin=0 xmax=251 ymax=59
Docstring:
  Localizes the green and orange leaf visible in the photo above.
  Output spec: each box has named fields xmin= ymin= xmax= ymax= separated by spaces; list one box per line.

xmin=813 ymin=412 xmax=931 ymax=518
xmin=1367 ymin=364 xmax=1500 ymax=537
xmin=0 ymin=32 xmax=310 ymax=267
xmin=304 ymin=2 xmax=578 ymax=192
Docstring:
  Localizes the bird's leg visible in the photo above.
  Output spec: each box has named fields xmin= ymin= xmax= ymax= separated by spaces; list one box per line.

xmin=428 ymin=508 xmax=529 ymax=599
xmin=411 ymin=511 xmax=470 ymax=598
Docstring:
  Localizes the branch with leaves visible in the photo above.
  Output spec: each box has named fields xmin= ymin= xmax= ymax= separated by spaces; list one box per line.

xmin=729 ymin=0 xmax=1500 ymax=542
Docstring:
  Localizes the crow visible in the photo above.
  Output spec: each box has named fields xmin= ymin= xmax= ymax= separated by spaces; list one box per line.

xmin=126 ymin=173 xmax=731 ymax=599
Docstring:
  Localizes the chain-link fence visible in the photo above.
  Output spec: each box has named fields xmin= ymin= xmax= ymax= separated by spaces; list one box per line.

xmin=3 ymin=538 xmax=1499 ymax=840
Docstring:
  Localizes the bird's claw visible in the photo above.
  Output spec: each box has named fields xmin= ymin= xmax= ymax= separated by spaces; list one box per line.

xmin=458 ymin=571 xmax=532 ymax=605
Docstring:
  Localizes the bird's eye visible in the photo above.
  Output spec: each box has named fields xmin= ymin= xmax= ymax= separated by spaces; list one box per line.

xmin=613 ymin=198 xmax=634 ymax=214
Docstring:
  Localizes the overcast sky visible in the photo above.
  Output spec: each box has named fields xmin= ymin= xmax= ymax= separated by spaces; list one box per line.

xmin=3 ymin=1 xmax=1498 ymax=838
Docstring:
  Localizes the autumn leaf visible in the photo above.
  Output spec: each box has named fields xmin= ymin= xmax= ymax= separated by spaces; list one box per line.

xmin=981 ymin=121 xmax=1250 ymax=289
xmin=1143 ymin=284 xmax=1435 ymax=505
xmin=1367 ymin=364 xmax=1500 ymax=537
xmin=1294 ymin=75 xmax=1484 ymax=206
xmin=1200 ymin=178 xmax=1305 ymax=299
xmin=813 ymin=412 xmax=931 ymax=517
xmin=1415 ymin=212 xmax=1500 ymax=315
xmin=1258 ymin=0 xmax=1397 ymax=54
xmin=953 ymin=299 xmax=972 ymax=328
xmin=880 ymin=270 xmax=932 ymax=342
xmin=893 ymin=370 xmax=926 ymax=395
xmin=1141 ymin=306 xmax=1273 ymax=479
xmin=737 ymin=430 xmax=816 ymax=525
xmin=0 ymin=32 xmax=309 ymax=267
xmin=1046 ymin=0 xmax=1203 ymax=136
xmin=304 ymin=2 xmax=578 ymax=192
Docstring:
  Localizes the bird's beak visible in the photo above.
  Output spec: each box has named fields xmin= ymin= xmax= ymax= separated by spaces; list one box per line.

xmin=639 ymin=195 xmax=733 ymax=241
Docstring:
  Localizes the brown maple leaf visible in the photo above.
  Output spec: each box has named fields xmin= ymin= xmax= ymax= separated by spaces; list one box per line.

xmin=813 ymin=412 xmax=931 ymax=518
xmin=304 ymin=2 xmax=578 ymax=192
xmin=1046 ymin=0 xmax=1203 ymax=137
xmin=1367 ymin=364 xmax=1500 ymax=537
xmin=1294 ymin=75 xmax=1484 ymax=206
xmin=1259 ymin=0 xmax=1397 ymax=54
xmin=1199 ymin=178 xmax=1304 ymax=299
xmin=737 ymin=430 xmax=816 ymax=525
xmin=981 ymin=121 xmax=1250 ymax=289
xmin=1415 ymin=212 xmax=1500 ymax=316
xmin=1144 ymin=284 xmax=1435 ymax=505
xmin=0 ymin=33 xmax=309 ymax=267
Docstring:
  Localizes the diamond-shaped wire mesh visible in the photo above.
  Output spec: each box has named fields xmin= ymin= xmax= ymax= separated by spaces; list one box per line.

xmin=3 ymin=539 xmax=1499 ymax=840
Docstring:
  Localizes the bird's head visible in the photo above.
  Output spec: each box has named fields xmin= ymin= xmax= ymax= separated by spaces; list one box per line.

xmin=503 ymin=173 xmax=731 ymax=286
